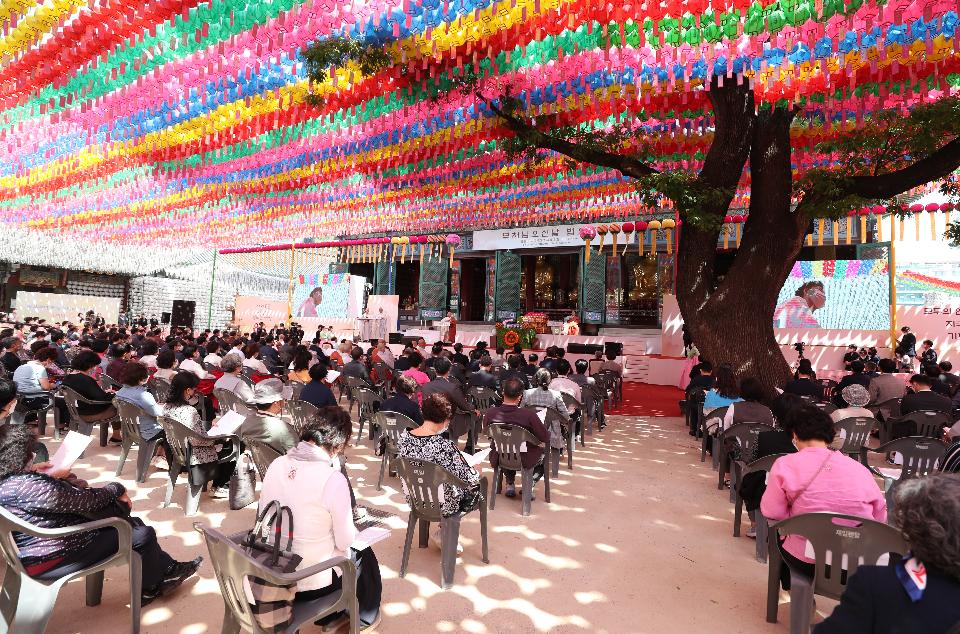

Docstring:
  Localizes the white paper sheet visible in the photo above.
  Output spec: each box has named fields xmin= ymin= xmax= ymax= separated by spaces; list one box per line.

xmin=461 ymin=448 xmax=491 ymax=467
xmin=42 ymin=431 xmax=93 ymax=474
xmin=208 ymin=409 xmax=246 ymax=437
xmin=351 ymin=526 xmax=391 ymax=551
xmin=326 ymin=370 xmax=341 ymax=383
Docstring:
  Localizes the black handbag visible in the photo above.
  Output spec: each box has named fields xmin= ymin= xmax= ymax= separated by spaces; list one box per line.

xmin=228 ymin=452 xmax=257 ymax=510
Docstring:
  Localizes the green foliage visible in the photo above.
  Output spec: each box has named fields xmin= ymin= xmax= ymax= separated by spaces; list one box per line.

xmin=302 ymin=39 xmax=393 ymax=106
xmin=634 ymin=172 xmax=732 ymax=230
xmin=941 ymin=178 xmax=960 ymax=247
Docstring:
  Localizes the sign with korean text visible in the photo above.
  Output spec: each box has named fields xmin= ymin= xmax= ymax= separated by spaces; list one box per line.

xmin=473 ymin=224 xmax=636 ymax=251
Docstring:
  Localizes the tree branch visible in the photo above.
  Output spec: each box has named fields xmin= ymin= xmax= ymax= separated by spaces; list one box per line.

xmin=487 ymin=102 xmax=658 ymax=179
xmin=849 ymin=137 xmax=960 ymax=199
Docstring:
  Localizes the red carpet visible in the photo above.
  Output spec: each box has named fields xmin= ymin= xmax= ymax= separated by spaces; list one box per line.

xmin=611 ymin=382 xmax=684 ymax=417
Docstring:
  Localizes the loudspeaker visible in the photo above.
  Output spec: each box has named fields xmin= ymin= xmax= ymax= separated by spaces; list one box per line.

xmin=567 ymin=342 xmax=603 ymax=355
xmin=388 ymin=332 xmax=403 ymax=345
xmin=604 ymin=341 xmax=623 ymax=357
xmin=170 ymin=300 xmax=196 ymax=329
xmin=401 ymin=336 xmax=420 ymax=348
xmin=160 ymin=312 xmax=171 ymax=324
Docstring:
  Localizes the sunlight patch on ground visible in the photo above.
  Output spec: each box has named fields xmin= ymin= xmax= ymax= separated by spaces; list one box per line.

xmin=574 ymin=591 xmax=608 ymax=604
xmin=521 ymin=547 xmax=581 ymax=570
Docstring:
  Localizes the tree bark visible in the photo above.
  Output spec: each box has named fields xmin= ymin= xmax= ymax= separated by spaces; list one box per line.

xmin=693 ymin=106 xmax=807 ymax=391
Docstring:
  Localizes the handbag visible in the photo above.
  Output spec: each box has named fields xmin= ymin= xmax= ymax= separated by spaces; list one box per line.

xmin=229 ymin=452 xmax=257 ymax=510
xmin=242 ymin=500 xmax=303 ymax=633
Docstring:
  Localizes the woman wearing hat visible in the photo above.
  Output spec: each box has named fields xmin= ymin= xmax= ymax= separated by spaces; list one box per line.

xmin=238 ymin=378 xmax=297 ymax=455
xmin=830 ymin=384 xmax=874 ymax=422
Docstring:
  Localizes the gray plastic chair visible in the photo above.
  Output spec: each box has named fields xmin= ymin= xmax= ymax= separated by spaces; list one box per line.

xmin=244 ymin=437 xmax=283 ymax=481
xmin=810 ymin=401 xmax=837 ymax=415
xmin=559 ymin=392 xmax=586 ymax=447
xmin=816 ymin=378 xmax=838 ymax=402
xmin=700 ymin=406 xmax=728 ymax=466
xmin=61 ymin=386 xmax=114 ymax=447
xmin=535 ymin=407 xmax=574 ymax=475
xmin=147 ymin=376 xmax=172 ymax=404
xmin=372 ymin=411 xmax=418 ymax=491
xmin=0 ymin=507 xmax=142 ymax=634
xmin=213 ymin=388 xmax=236 ymax=416
xmin=889 ymin=410 xmax=952 ymax=439
xmin=114 ymin=399 xmax=162 ymax=483
xmin=488 ymin=423 xmax=551 ymax=516
xmin=194 ymin=523 xmax=358 ymax=634
xmin=8 ymin=389 xmax=55 ymax=429
xmin=286 ymin=398 xmax=319 ymax=437
xmin=863 ymin=436 xmax=948 ymax=517
xmin=287 ymin=380 xmax=306 ymax=401
xmin=467 ymin=386 xmax=501 ymax=416
xmin=395 ymin=457 xmax=489 ymax=590
xmin=766 ymin=512 xmax=907 ymax=634
xmin=99 ymin=374 xmax=121 ymax=392
xmin=580 ymin=383 xmax=605 ymax=434
xmin=868 ymin=397 xmax=902 ymax=423
xmin=833 ymin=416 xmax=875 ymax=462
xmin=732 ymin=453 xmax=788 ymax=538
xmin=158 ymin=415 xmax=240 ymax=516
xmin=718 ymin=422 xmax=774 ymax=495
xmin=354 ymin=387 xmax=382 ymax=440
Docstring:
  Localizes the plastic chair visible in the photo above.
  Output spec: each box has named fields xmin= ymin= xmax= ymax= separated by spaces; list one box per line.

xmin=61 ymin=386 xmax=114 ymax=447
xmin=8 ymin=390 xmax=54 ymax=429
xmin=287 ymin=380 xmax=306 ymax=401
xmin=718 ymin=422 xmax=774 ymax=496
xmin=157 ymin=415 xmax=240 ymax=516
xmin=147 ymin=376 xmax=172 ymax=404
xmin=467 ymin=386 xmax=501 ymax=416
xmin=731 ymin=453 xmax=789 ymax=537
xmin=99 ymin=374 xmax=121 ymax=392
xmin=0 ymin=507 xmax=142 ymax=634
xmin=833 ymin=416 xmax=875 ymax=462
xmin=354 ymin=387 xmax=382 ymax=440
xmin=194 ymin=523 xmax=359 ymax=634
xmin=372 ymin=411 xmax=418 ymax=491
xmin=888 ymin=410 xmax=952 ymax=440
xmin=686 ymin=389 xmax=706 ymax=438
xmin=863 ymin=436 xmax=948 ymax=517
xmin=395 ymin=457 xmax=489 ymax=590
xmin=213 ymin=388 xmax=236 ymax=416
xmin=559 ymin=392 xmax=586 ymax=447
xmin=816 ymin=378 xmax=838 ymax=402
xmin=488 ymin=423 xmax=551 ymax=516
xmin=286 ymin=398 xmax=319 ymax=437
xmin=810 ymin=401 xmax=837 ymax=415
xmin=244 ymin=437 xmax=283 ymax=481
xmin=700 ymin=406 xmax=728 ymax=466
xmin=868 ymin=397 xmax=902 ymax=423
xmin=765 ymin=512 xmax=907 ymax=634
xmin=531 ymin=406 xmax=574 ymax=476
xmin=114 ymin=399 xmax=162 ymax=483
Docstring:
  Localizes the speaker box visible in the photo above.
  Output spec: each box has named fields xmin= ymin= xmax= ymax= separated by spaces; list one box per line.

xmin=567 ymin=342 xmax=603 ymax=355
xmin=160 ymin=312 xmax=171 ymax=324
xmin=604 ymin=341 xmax=624 ymax=357
xmin=388 ymin=332 xmax=403 ymax=345
xmin=401 ymin=336 xmax=420 ymax=348
xmin=170 ymin=300 xmax=196 ymax=329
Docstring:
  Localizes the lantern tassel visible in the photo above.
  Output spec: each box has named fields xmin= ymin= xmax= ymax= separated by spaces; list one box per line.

xmin=666 ymin=228 xmax=673 ymax=254
xmin=860 ymin=216 xmax=867 ymax=243
xmin=845 ymin=217 xmax=852 ymax=245
xmin=584 ymin=240 xmax=592 ymax=263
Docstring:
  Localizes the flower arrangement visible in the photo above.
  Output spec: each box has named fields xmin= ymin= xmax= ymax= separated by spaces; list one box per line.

xmin=495 ymin=321 xmax=537 ymax=349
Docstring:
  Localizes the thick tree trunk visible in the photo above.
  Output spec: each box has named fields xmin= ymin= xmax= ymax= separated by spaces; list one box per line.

xmin=690 ymin=107 xmax=808 ymax=392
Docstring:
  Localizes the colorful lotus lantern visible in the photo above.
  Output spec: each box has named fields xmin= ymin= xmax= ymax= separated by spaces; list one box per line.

xmin=646 ymin=219 xmax=662 ymax=253
xmin=621 ymin=222 xmax=635 ymax=255
xmin=608 ymin=223 xmax=621 ymax=255
xmin=635 ymin=221 xmax=649 ymax=255
xmin=596 ymin=224 xmax=609 ymax=254
xmin=579 ymin=225 xmax=597 ymax=263
xmin=446 ymin=234 xmax=461 ymax=266
xmin=661 ymin=219 xmax=676 ymax=254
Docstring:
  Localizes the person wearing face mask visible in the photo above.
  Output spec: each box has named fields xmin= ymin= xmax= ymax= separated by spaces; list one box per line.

xmin=774 ymin=281 xmax=826 ymax=328
xmin=115 ymin=362 xmax=165 ymax=442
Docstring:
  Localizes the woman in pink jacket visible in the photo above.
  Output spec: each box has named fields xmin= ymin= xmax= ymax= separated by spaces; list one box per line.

xmin=761 ymin=405 xmax=886 ymax=589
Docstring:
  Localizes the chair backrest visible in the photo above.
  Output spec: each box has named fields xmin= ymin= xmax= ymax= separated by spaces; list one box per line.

xmin=741 ymin=452 xmax=789 ymax=475
xmin=100 ymin=374 xmax=120 ymax=391
xmin=817 ymin=378 xmax=838 ymax=401
xmin=560 ymin=391 xmax=581 ymax=412
xmin=288 ymin=380 xmax=306 ymax=400
xmin=196 ymin=524 xmax=339 ymax=634
xmin=212 ymin=388 xmax=236 ymax=415
xmin=811 ymin=401 xmax=837 ymax=414
xmin=148 ymin=376 xmax=172 ymax=403
xmin=833 ymin=416 xmax=874 ymax=455
xmin=702 ymin=406 xmax=728 ymax=432
xmin=157 ymin=414 xmax=203 ymax=465
xmin=241 ymin=366 xmax=257 ymax=379
xmin=488 ymin=423 xmax=542 ymax=471
xmin=875 ymin=436 xmax=949 ymax=481
xmin=721 ymin=422 xmax=774 ymax=456
xmin=202 ymin=361 xmax=216 ymax=372
xmin=355 ymin=386 xmax=381 ymax=407
xmin=244 ymin=438 xmax=283 ymax=480
xmin=59 ymin=386 xmax=85 ymax=423
xmin=240 ymin=374 xmax=255 ymax=388
xmin=899 ymin=410 xmax=952 ymax=439
xmin=287 ymin=398 xmax=320 ymax=435
xmin=468 ymin=386 xmax=501 ymax=411
xmin=115 ymin=398 xmax=150 ymax=442
xmin=373 ymin=411 xmax=418 ymax=448
xmin=872 ymin=398 xmax=902 ymax=420
xmin=395 ymin=456 xmax=471 ymax=522
xmin=773 ymin=512 xmax=907 ymax=600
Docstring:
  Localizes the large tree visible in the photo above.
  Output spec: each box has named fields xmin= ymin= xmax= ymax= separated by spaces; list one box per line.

xmin=303 ymin=39 xmax=960 ymax=389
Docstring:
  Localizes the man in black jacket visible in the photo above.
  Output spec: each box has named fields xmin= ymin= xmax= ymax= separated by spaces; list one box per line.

xmin=1 ymin=337 xmax=23 ymax=374
xmin=900 ymin=374 xmax=953 ymax=416
xmin=500 ymin=354 xmax=530 ymax=389
xmin=341 ymin=347 xmax=372 ymax=386
xmin=421 ymin=357 xmax=478 ymax=448
xmin=468 ymin=356 xmax=499 ymax=391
